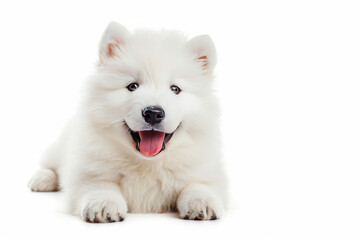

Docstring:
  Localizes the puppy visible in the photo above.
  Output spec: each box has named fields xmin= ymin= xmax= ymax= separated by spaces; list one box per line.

xmin=28 ymin=22 xmax=227 ymax=222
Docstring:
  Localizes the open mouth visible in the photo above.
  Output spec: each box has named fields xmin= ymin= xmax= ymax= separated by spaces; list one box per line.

xmin=129 ymin=129 xmax=174 ymax=157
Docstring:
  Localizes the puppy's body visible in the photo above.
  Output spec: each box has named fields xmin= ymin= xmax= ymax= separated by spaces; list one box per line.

xmin=28 ymin=23 xmax=227 ymax=222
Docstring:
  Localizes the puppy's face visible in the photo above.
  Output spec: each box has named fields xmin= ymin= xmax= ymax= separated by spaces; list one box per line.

xmin=85 ymin=23 xmax=216 ymax=159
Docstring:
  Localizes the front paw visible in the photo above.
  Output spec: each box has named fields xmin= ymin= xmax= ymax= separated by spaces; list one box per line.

xmin=177 ymin=195 xmax=224 ymax=221
xmin=80 ymin=199 xmax=127 ymax=223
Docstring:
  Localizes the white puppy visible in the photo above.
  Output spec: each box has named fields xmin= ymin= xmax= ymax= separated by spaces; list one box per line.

xmin=28 ymin=22 xmax=227 ymax=222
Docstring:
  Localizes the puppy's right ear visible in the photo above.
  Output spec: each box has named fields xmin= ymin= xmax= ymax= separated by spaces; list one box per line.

xmin=99 ymin=22 xmax=130 ymax=63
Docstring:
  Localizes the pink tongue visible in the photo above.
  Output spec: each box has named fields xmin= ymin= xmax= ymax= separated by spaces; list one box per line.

xmin=138 ymin=131 xmax=165 ymax=156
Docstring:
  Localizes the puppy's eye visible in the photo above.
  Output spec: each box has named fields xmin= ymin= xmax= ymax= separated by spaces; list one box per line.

xmin=170 ymin=85 xmax=181 ymax=95
xmin=127 ymin=83 xmax=139 ymax=92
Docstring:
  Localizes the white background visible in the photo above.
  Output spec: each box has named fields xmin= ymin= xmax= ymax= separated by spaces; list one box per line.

xmin=0 ymin=0 xmax=359 ymax=239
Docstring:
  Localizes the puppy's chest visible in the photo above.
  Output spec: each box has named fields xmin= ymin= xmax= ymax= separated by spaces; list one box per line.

xmin=118 ymin=168 xmax=183 ymax=213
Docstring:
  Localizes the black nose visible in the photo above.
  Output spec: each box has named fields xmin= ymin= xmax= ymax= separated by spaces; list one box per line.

xmin=142 ymin=106 xmax=165 ymax=125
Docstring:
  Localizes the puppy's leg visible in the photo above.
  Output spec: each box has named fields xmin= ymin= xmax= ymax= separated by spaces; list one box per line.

xmin=177 ymin=183 xmax=224 ymax=220
xmin=28 ymin=143 xmax=61 ymax=192
xmin=28 ymin=168 xmax=58 ymax=192
xmin=75 ymin=182 xmax=128 ymax=223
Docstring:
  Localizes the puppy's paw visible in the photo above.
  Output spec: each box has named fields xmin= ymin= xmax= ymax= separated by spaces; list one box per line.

xmin=28 ymin=169 xmax=58 ymax=192
xmin=81 ymin=199 xmax=127 ymax=223
xmin=177 ymin=194 xmax=224 ymax=220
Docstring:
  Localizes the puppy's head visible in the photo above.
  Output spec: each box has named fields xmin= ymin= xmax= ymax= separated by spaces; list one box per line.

xmin=84 ymin=22 xmax=217 ymax=159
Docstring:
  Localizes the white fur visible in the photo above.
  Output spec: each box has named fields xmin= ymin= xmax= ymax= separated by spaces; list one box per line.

xmin=28 ymin=22 xmax=227 ymax=222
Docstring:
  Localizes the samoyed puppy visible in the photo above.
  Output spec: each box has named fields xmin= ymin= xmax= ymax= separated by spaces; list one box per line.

xmin=28 ymin=22 xmax=227 ymax=222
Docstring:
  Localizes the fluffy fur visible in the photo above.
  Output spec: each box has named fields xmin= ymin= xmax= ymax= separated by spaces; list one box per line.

xmin=28 ymin=22 xmax=227 ymax=222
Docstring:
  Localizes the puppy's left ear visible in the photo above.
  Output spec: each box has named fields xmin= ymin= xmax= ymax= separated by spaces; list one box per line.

xmin=99 ymin=22 xmax=130 ymax=63
xmin=187 ymin=35 xmax=217 ymax=74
